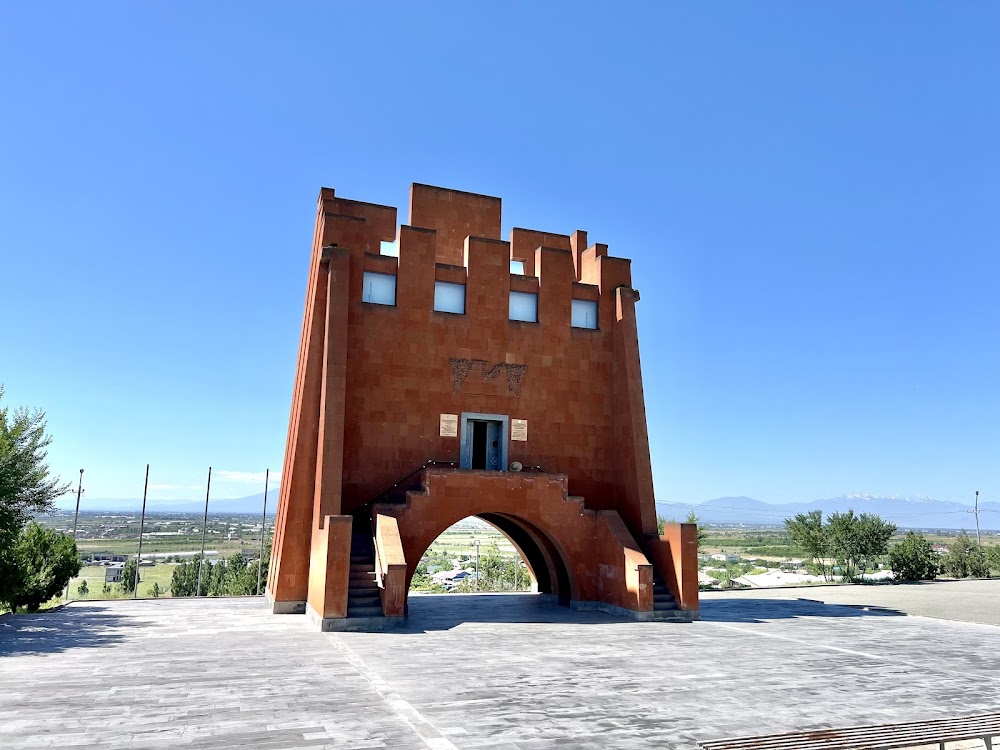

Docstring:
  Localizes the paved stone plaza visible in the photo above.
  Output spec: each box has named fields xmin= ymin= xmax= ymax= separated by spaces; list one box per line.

xmin=3 ymin=590 xmax=1000 ymax=749
xmin=702 ymin=578 xmax=1000 ymax=627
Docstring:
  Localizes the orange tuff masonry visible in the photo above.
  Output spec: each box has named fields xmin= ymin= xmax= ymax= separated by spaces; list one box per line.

xmin=267 ymin=183 xmax=699 ymax=626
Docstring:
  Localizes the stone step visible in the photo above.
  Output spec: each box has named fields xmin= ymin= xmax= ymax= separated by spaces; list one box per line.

xmin=350 ymin=564 xmax=374 ymax=572
xmin=318 ymin=615 xmax=405 ymax=632
xmin=348 ymin=586 xmax=379 ymax=597
xmin=347 ymin=605 xmax=384 ymax=617
xmin=653 ymin=601 xmax=678 ymax=611
xmin=348 ymin=595 xmax=381 ymax=607
xmin=654 ymin=593 xmax=675 ymax=601
xmin=650 ymin=609 xmax=697 ymax=622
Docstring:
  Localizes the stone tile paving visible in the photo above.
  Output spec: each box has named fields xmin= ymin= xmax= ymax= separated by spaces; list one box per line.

xmin=1 ymin=598 xmax=427 ymax=750
xmin=701 ymin=578 xmax=1000 ymax=627
xmin=2 ymin=593 xmax=999 ymax=749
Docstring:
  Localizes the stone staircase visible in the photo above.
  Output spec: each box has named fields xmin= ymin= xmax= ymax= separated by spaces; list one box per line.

xmin=347 ymin=533 xmax=384 ymax=620
xmin=652 ymin=570 xmax=682 ymax=619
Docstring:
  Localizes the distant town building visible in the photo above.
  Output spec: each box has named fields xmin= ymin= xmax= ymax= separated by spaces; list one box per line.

xmin=711 ymin=552 xmax=741 ymax=563
xmin=93 ymin=554 xmax=127 ymax=564
xmin=431 ymin=569 xmax=476 ymax=589
xmin=105 ymin=564 xmax=125 ymax=583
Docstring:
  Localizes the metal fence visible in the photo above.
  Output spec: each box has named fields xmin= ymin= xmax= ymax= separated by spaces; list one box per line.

xmin=59 ymin=466 xmax=275 ymax=603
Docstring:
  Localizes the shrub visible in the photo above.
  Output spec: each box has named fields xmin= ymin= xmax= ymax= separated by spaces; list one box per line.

xmin=888 ymin=531 xmax=938 ymax=581
xmin=942 ymin=533 xmax=989 ymax=579
xmin=77 ymin=580 xmax=89 ymax=597
xmin=1 ymin=522 xmax=80 ymax=612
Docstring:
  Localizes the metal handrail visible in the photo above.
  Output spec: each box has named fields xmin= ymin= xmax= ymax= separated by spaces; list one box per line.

xmin=366 ymin=459 xmax=458 ymax=507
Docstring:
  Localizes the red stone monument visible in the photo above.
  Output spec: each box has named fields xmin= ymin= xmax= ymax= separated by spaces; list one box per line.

xmin=266 ymin=183 xmax=699 ymax=629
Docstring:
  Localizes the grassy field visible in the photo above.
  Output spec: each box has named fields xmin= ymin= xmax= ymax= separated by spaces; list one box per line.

xmin=68 ymin=563 xmax=181 ymax=600
xmin=424 ymin=527 xmax=518 ymax=558
xmin=699 ymin=527 xmax=1000 ymax=561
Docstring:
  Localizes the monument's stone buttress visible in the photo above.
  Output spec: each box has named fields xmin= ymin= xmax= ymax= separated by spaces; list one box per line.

xmin=267 ymin=183 xmax=699 ymax=630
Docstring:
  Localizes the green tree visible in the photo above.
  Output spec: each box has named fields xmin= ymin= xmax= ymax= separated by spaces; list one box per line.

xmin=943 ymin=533 xmax=989 ymax=579
xmin=825 ymin=511 xmax=896 ymax=581
xmin=101 ymin=582 xmax=112 ymax=596
xmin=854 ymin=513 xmax=897 ymax=574
xmin=251 ymin=545 xmax=270 ymax=595
xmin=2 ymin=522 xmax=80 ymax=612
xmin=218 ymin=553 xmax=260 ymax=596
xmin=785 ymin=510 xmax=830 ymax=580
xmin=208 ymin=558 xmax=227 ymax=596
xmin=119 ymin=557 xmax=138 ymax=594
xmin=0 ymin=387 xmax=70 ymax=535
xmin=151 ymin=582 xmax=161 ymax=598
xmin=888 ymin=531 xmax=939 ymax=581
xmin=170 ymin=558 xmax=200 ymax=597
xmin=77 ymin=579 xmax=89 ymax=597
xmin=987 ymin=545 xmax=1000 ymax=576
xmin=0 ymin=387 xmax=71 ymax=608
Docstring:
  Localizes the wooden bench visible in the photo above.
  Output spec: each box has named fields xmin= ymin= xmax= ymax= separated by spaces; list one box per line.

xmin=699 ymin=713 xmax=1000 ymax=750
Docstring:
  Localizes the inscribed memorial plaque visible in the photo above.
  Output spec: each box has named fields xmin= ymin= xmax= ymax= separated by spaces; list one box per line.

xmin=511 ymin=418 xmax=528 ymax=441
xmin=440 ymin=414 xmax=458 ymax=437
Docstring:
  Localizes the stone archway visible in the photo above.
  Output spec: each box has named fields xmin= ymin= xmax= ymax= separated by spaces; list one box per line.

xmin=477 ymin=512 xmax=574 ymax=605
xmin=405 ymin=510 xmax=578 ymax=607
xmin=371 ymin=467 xmax=652 ymax=620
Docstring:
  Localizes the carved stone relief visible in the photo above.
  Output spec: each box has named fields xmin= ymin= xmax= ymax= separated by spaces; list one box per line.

xmin=449 ymin=358 xmax=527 ymax=397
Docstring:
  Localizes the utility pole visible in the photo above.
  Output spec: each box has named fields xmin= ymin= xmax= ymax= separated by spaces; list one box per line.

xmin=133 ymin=464 xmax=149 ymax=598
xmin=971 ymin=490 xmax=982 ymax=547
xmin=65 ymin=469 xmax=84 ymax=600
xmin=256 ymin=469 xmax=269 ymax=596
xmin=473 ymin=538 xmax=480 ymax=591
xmin=196 ymin=467 xmax=212 ymax=596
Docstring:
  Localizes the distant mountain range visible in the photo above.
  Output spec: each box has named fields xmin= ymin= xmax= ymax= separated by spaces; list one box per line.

xmin=656 ymin=494 xmax=1000 ymax=532
xmin=54 ymin=489 xmax=279 ymax=516
xmin=57 ymin=488 xmax=997 ymax=531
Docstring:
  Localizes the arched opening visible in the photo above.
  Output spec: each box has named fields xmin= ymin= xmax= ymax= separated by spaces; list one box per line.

xmin=407 ymin=513 xmax=574 ymax=606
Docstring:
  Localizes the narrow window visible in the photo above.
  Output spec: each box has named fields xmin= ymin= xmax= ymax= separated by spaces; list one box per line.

xmin=509 ymin=291 xmax=538 ymax=323
xmin=571 ymin=299 xmax=598 ymax=329
xmin=434 ymin=281 xmax=466 ymax=314
xmin=362 ymin=272 xmax=396 ymax=306
xmin=379 ymin=240 xmax=399 ymax=257
xmin=510 ymin=260 xmax=525 ymax=275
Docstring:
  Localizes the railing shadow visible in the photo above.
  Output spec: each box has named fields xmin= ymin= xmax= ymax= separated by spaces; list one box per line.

xmin=0 ymin=603 xmax=150 ymax=658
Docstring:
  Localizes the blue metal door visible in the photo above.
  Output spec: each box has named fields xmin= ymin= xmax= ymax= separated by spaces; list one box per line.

xmin=486 ymin=421 xmax=501 ymax=470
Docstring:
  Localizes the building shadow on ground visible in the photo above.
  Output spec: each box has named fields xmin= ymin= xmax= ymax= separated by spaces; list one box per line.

xmin=700 ymin=597 xmax=907 ymax=623
xmin=398 ymin=592 xmax=907 ymax=632
xmin=403 ymin=593 xmax=620 ymax=632
xmin=0 ymin=604 xmax=148 ymax=658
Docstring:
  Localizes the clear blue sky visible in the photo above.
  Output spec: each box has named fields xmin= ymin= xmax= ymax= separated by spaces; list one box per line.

xmin=2 ymin=4 xmax=997 ymax=507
